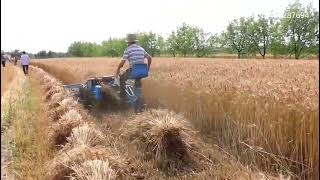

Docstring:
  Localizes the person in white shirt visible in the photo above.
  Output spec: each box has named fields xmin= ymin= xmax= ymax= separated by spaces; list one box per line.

xmin=20 ymin=51 xmax=30 ymax=75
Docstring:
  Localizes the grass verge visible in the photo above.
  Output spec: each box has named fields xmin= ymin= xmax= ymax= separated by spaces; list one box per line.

xmin=11 ymin=74 xmax=55 ymax=179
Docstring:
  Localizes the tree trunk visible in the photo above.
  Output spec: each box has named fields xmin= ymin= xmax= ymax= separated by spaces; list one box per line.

xmin=262 ymin=54 xmax=265 ymax=59
xmin=238 ymin=51 xmax=241 ymax=59
xmin=295 ymin=47 xmax=301 ymax=60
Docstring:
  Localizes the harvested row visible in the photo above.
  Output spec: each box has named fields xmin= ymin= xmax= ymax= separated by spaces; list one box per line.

xmin=31 ymin=66 xmax=83 ymax=146
xmin=30 ymin=66 xmax=126 ymax=180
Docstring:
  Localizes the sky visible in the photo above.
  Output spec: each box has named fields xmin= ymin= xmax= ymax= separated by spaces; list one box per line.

xmin=1 ymin=0 xmax=319 ymax=54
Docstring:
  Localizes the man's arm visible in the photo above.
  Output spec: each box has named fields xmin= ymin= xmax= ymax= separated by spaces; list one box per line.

xmin=144 ymin=49 xmax=152 ymax=70
xmin=117 ymin=48 xmax=128 ymax=76
xmin=116 ymin=60 xmax=126 ymax=76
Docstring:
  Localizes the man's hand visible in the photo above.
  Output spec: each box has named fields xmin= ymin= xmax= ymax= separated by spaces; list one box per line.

xmin=116 ymin=68 xmax=120 ymax=76
xmin=116 ymin=60 xmax=126 ymax=76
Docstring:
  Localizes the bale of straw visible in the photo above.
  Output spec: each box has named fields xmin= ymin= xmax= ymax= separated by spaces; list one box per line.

xmin=41 ymin=75 xmax=55 ymax=86
xmin=60 ymin=97 xmax=79 ymax=108
xmin=44 ymin=85 xmax=64 ymax=101
xmin=48 ymin=92 xmax=66 ymax=109
xmin=33 ymin=68 xmax=45 ymax=77
xmin=69 ymin=159 xmax=116 ymax=180
xmin=121 ymin=109 xmax=197 ymax=170
xmin=40 ymin=74 xmax=51 ymax=81
xmin=49 ymin=97 xmax=79 ymax=121
xmin=42 ymin=79 xmax=57 ymax=90
xmin=66 ymin=123 xmax=106 ymax=147
xmin=48 ymin=110 xmax=83 ymax=145
xmin=45 ymin=146 xmax=128 ymax=180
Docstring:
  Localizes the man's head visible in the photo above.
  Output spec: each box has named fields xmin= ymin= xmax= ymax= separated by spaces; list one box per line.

xmin=126 ymin=34 xmax=138 ymax=45
xmin=22 ymin=51 xmax=26 ymax=54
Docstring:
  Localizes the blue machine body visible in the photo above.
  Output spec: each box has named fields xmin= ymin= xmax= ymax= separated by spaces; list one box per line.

xmin=64 ymin=75 xmax=144 ymax=111
xmin=94 ymin=85 xmax=102 ymax=101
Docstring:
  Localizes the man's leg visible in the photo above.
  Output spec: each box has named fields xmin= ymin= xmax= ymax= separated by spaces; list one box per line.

xmin=134 ymin=78 xmax=143 ymax=113
xmin=22 ymin=65 xmax=26 ymax=75
xmin=26 ymin=65 xmax=29 ymax=74
xmin=119 ymin=69 xmax=130 ymax=99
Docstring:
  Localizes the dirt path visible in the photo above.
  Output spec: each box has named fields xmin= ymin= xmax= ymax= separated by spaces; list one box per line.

xmin=1 ymin=128 xmax=14 ymax=180
xmin=1 ymin=66 xmax=26 ymax=180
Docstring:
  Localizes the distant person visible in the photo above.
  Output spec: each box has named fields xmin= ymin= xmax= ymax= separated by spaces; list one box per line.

xmin=13 ymin=55 xmax=18 ymax=66
xmin=115 ymin=33 xmax=152 ymax=104
xmin=20 ymin=51 xmax=30 ymax=75
xmin=1 ymin=51 xmax=5 ymax=67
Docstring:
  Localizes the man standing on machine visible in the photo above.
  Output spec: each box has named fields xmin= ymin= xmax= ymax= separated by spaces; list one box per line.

xmin=115 ymin=34 xmax=152 ymax=111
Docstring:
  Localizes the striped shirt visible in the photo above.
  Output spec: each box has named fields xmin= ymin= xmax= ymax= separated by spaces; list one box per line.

xmin=122 ymin=44 xmax=150 ymax=68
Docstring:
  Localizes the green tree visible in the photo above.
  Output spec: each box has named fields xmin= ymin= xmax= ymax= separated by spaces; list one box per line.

xmin=102 ymin=38 xmax=119 ymax=57
xmin=282 ymin=1 xmax=319 ymax=59
xmin=166 ymin=31 xmax=178 ymax=57
xmin=193 ymin=28 xmax=212 ymax=57
xmin=47 ymin=51 xmax=53 ymax=58
xmin=137 ymin=32 xmax=162 ymax=57
xmin=68 ymin=41 xmax=84 ymax=57
xmin=269 ymin=20 xmax=288 ymax=57
xmin=248 ymin=15 xmax=274 ymax=59
xmin=37 ymin=50 xmax=47 ymax=58
xmin=157 ymin=35 xmax=166 ymax=56
xmin=176 ymin=23 xmax=196 ymax=57
xmin=208 ymin=33 xmax=219 ymax=50
xmin=218 ymin=31 xmax=234 ymax=53
xmin=225 ymin=17 xmax=250 ymax=58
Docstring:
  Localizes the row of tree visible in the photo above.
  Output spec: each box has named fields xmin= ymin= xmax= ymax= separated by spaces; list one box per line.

xmin=67 ymin=1 xmax=318 ymax=59
xmin=1 ymin=50 xmax=68 ymax=59
xmin=35 ymin=50 xmax=68 ymax=59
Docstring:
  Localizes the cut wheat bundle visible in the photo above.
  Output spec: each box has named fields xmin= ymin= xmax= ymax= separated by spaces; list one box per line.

xmin=42 ymin=81 xmax=61 ymax=92
xmin=48 ymin=109 xmax=83 ymax=145
xmin=48 ymin=92 xmax=66 ymax=109
xmin=44 ymin=85 xmax=64 ymax=101
xmin=121 ymin=109 xmax=201 ymax=171
xmin=45 ymin=146 xmax=128 ymax=180
xmin=49 ymin=97 xmax=79 ymax=121
xmin=69 ymin=159 xmax=116 ymax=180
xmin=40 ymin=75 xmax=53 ymax=86
xmin=66 ymin=122 xmax=106 ymax=147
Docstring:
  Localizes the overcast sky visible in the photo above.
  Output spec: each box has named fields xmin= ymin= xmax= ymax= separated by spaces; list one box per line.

xmin=1 ymin=0 xmax=319 ymax=53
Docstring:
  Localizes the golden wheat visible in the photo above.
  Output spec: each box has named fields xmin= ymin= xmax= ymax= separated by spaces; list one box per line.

xmin=32 ymin=57 xmax=319 ymax=179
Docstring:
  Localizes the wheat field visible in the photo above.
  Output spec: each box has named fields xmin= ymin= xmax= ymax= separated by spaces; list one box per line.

xmin=32 ymin=57 xmax=319 ymax=179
